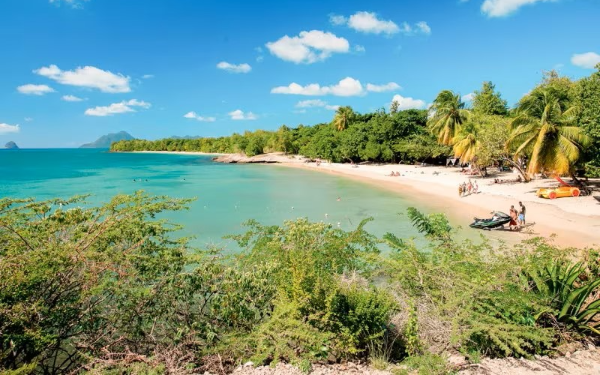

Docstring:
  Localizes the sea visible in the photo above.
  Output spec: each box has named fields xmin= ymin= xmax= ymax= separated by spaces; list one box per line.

xmin=0 ymin=149 xmax=454 ymax=250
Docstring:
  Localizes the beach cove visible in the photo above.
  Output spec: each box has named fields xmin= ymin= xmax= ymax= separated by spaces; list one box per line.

xmin=209 ymin=152 xmax=600 ymax=248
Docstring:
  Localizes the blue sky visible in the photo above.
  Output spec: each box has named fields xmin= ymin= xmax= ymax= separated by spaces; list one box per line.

xmin=1 ymin=0 xmax=599 ymax=148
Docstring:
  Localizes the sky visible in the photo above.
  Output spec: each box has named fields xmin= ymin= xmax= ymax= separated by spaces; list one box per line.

xmin=0 ymin=0 xmax=599 ymax=148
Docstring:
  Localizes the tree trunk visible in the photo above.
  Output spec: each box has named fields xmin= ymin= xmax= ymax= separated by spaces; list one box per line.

xmin=501 ymin=157 xmax=531 ymax=182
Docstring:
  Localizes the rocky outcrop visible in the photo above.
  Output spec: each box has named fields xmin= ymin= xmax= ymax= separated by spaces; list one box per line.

xmin=4 ymin=141 xmax=19 ymax=149
xmin=212 ymin=152 xmax=304 ymax=164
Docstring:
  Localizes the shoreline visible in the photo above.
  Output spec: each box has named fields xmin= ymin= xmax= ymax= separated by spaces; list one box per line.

xmin=123 ymin=151 xmax=600 ymax=248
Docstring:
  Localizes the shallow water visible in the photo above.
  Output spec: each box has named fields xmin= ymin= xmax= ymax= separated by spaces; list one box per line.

xmin=0 ymin=149 xmax=451 ymax=250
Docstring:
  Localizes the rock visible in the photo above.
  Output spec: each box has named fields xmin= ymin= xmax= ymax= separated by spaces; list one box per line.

xmin=244 ymin=361 xmax=254 ymax=367
xmin=4 ymin=141 xmax=19 ymax=149
xmin=447 ymin=354 xmax=468 ymax=368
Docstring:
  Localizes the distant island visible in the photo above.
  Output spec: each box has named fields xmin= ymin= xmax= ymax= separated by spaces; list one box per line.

xmin=3 ymin=141 xmax=19 ymax=149
xmin=80 ymin=131 xmax=134 ymax=148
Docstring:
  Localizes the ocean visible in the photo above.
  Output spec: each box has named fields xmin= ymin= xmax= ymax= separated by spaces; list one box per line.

xmin=0 ymin=149 xmax=437 ymax=249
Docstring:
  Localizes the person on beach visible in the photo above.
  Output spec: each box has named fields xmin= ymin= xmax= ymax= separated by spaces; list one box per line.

xmin=473 ymin=181 xmax=479 ymax=194
xmin=509 ymin=205 xmax=518 ymax=230
xmin=458 ymin=183 xmax=463 ymax=197
xmin=467 ymin=180 xmax=473 ymax=195
xmin=462 ymin=182 xmax=467 ymax=197
xmin=518 ymin=201 xmax=526 ymax=226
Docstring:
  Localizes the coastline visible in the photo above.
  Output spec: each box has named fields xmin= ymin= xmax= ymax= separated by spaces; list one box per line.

xmin=126 ymin=151 xmax=600 ymax=248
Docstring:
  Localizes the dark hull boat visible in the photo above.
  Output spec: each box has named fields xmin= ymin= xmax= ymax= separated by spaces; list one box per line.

xmin=470 ymin=211 xmax=511 ymax=230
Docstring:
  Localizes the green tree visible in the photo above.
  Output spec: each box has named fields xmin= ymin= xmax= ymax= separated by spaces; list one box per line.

xmin=332 ymin=106 xmax=355 ymax=131
xmin=428 ymin=90 xmax=471 ymax=145
xmin=472 ymin=81 xmax=508 ymax=116
xmin=508 ymin=88 xmax=590 ymax=177
xmin=574 ymin=64 xmax=600 ymax=173
xmin=390 ymin=100 xmax=400 ymax=114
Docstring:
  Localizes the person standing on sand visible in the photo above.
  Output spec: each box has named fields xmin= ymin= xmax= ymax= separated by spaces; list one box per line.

xmin=459 ymin=183 xmax=463 ymax=197
xmin=509 ymin=205 xmax=518 ymax=230
xmin=518 ymin=201 xmax=526 ymax=226
xmin=473 ymin=181 xmax=479 ymax=194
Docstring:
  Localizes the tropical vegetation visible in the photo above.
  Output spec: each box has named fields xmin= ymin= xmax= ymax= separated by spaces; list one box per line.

xmin=1 ymin=194 xmax=599 ymax=374
xmin=112 ymin=66 xmax=600 ymax=179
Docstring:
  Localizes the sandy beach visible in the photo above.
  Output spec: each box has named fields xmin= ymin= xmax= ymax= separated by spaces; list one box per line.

xmin=131 ymin=151 xmax=600 ymax=248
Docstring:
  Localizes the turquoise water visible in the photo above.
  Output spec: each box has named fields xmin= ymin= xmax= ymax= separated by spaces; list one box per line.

xmin=0 ymin=149 xmax=433 ymax=249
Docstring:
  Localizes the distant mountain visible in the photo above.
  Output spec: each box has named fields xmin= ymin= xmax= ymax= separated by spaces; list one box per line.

xmin=4 ymin=141 xmax=19 ymax=149
xmin=80 ymin=131 xmax=135 ymax=148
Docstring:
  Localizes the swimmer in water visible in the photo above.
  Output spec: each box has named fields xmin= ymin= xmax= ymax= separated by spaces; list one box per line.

xmin=337 ymin=197 xmax=341 ymax=201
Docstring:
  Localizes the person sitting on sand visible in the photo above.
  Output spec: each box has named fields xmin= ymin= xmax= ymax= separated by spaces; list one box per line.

xmin=395 ymin=171 xmax=400 ymax=177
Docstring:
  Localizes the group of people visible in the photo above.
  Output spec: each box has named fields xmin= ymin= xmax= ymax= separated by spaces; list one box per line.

xmin=387 ymin=171 xmax=401 ymax=177
xmin=508 ymin=201 xmax=526 ymax=230
xmin=458 ymin=180 xmax=478 ymax=197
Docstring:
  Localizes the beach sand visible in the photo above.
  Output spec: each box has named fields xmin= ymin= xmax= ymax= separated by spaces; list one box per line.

xmin=275 ymin=158 xmax=600 ymax=248
xmin=129 ymin=151 xmax=600 ymax=248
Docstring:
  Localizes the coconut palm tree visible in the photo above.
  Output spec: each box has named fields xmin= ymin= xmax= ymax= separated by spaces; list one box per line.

xmin=428 ymin=90 xmax=471 ymax=145
xmin=332 ymin=106 xmax=354 ymax=131
xmin=507 ymin=89 xmax=590 ymax=177
xmin=452 ymin=122 xmax=480 ymax=163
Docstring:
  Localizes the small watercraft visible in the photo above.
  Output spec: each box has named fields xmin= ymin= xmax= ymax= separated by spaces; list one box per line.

xmin=470 ymin=211 xmax=511 ymax=230
xmin=594 ymin=196 xmax=600 ymax=203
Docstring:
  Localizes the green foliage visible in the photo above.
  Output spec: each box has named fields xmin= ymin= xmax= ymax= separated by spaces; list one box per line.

xmin=472 ymin=81 xmax=508 ymax=116
xmin=395 ymin=353 xmax=451 ymax=375
xmin=428 ymin=90 xmax=471 ymax=145
xmin=574 ymin=65 xmax=600 ymax=169
xmin=405 ymin=207 xmax=452 ymax=243
xmin=527 ymin=260 xmax=600 ymax=334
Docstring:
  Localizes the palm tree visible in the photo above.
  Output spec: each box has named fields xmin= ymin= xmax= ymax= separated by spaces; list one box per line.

xmin=332 ymin=106 xmax=354 ymax=131
xmin=452 ymin=122 xmax=480 ymax=163
xmin=507 ymin=89 xmax=590 ymax=177
xmin=428 ymin=90 xmax=471 ymax=145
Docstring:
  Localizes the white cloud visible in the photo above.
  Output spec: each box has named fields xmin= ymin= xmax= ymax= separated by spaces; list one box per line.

xmin=49 ymin=0 xmax=89 ymax=9
xmin=462 ymin=92 xmax=475 ymax=102
xmin=571 ymin=52 xmax=600 ymax=69
xmin=272 ymin=77 xmax=364 ymax=96
xmin=295 ymin=99 xmax=339 ymax=111
xmin=216 ymin=61 xmax=252 ymax=73
xmin=415 ymin=21 xmax=432 ymax=35
xmin=266 ymin=30 xmax=350 ymax=64
xmin=84 ymin=99 xmax=150 ymax=117
xmin=62 ymin=94 xmax=85 ymax=102
xmin=391 ymin=94 xmax=426 ymax=110
xmin=348 ymin=11 xmax=399 ymax=34
xmin=228 ymin=109 xmax=257 ymax=120
xmin=183 ymin=111 xmax=216 ymax=122
xmin=354 ymin=45 xmax=366 ymax=53
xmin=34 ymin=64 xmax=131 ymax=93
xmin=0 ymin=123 xmax=20 ymax=135
xmin=142 ymin=74 xmax=154 ymax=79
xmin=333 ymin=12 xmax=430 ymax=36
xmin=366 ymin=82 xmax=401 ymax=92
xmin=329 ymin=14 xmax=348 ymax=25
xmin=24 ymin=117 xmax=33 ymax=122
xmin=17 ymin=84 xmax=54 ymax=95
xmin=481 ymin=0 xmax=554 ymax=17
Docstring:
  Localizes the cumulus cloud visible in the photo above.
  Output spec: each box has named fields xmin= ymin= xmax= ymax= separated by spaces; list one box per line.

xmin=17 ymin=84 xmax=54 ymax=95
xmin=391 ymin=94 xmax=426 ymax=110
xmin=295 ymin=99 xmax=339 ymax=110
xmin=462 ymin=92 xmax=475 ymax=102
xmin=272 ymin=77 xmax=364 ymax=97
xmin=34 ymin=64 xmax=131 ymax=93
xmin=84 ymin=99 xmax=150 ymax=117
xmin=347 ymin=11 xmax=399 ymax=34
xmin=366 ymin=82 xmax=401 ymax=92
xmin=266 ymin=30 xmax=350 ymax=64
xmin=183 ymin=111 xmax=216 ymax=122
xmin=331 ymin=12 xmax=431 ymax=36
xmin=216 ymin=61 xmax=252 ymax=73
xmin=481 ymin=0 xmax=554 ymax=17
xmin=228 ymin=110 xmax=257 ymax=120
xmin=62 ymin=94 xmax=85 ymax=102
xmin=571 ymin=52 xmax=600 ymax=69
xmin=0 ymin=123 xmax=20 ymax=135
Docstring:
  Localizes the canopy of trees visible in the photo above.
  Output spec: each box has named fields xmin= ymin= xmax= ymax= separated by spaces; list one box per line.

xmin=113 ymin=68 xmax=600 ymax=178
